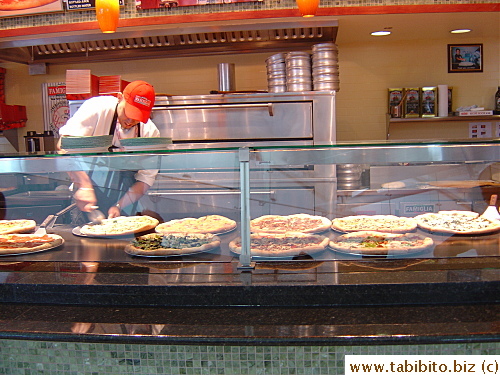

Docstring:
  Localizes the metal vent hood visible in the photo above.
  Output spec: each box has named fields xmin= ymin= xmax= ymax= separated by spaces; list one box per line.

xmin=0 ymin=17 xmax=338 ymax=65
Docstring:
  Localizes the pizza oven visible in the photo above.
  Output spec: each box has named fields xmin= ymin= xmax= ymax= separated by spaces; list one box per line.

xmin=139 ymin=91 xmax=337 ymax=221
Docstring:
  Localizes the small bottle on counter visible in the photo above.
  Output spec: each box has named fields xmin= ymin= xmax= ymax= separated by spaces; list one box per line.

xmin=495 ymin=86 xmax=500 ymax=114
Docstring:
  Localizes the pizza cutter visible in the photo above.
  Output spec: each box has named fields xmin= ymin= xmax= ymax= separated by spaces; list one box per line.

xmin=88 ymin=206 xmax=106 ymax=224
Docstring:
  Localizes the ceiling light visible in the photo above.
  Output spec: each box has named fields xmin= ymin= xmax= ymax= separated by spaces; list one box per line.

xmin=450 ymin=29 xmax=472 ymax=34
xmin=371 ymin=31 xmax=392 ymax=36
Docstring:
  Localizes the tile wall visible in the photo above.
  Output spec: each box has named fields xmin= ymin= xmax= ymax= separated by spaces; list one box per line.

xmin=1 ymin=340 xmax=498 ymax=374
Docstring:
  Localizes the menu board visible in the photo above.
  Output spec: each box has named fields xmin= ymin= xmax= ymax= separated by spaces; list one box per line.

xmin=66 ymin=0 xmax=124 ymax=10
xmin=135 ymin=0 xmax=261 ymax=10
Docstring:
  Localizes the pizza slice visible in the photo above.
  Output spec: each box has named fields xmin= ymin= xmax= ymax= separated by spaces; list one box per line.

xmin=0 ymin=219 xmax=37 ymax=235
xmin=331 ymin=215 xmax=418 ymax=233
xmin=125 ymin=232 xmax=220 ymax=256
xmin=155 ymin=215 xmax=236 ymax=235
xmin=329 ymin=231 xmax=434 ymax=256
xmin=229 ymin=232 xmax=329 ymax=257
xmin=250 ymin=214 xmax=331 ymax=234
xmin=80 ymin=215 xmax=159 ymax=237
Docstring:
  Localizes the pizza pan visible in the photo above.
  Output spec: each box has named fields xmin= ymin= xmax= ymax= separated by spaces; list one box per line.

xmin=124 ymin=246 xmax=218 ymax=258
xmin=0 ymin=239 xmax=64 ymax=257
xmin=328 ymin=245 xmax=433 ymax=258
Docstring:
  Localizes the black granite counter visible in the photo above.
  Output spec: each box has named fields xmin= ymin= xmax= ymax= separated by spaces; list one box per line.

xmin=0 ymin=303 xmax=498 ymax=345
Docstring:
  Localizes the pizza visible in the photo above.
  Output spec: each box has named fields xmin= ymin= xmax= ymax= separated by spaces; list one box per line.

xmin=155 ymin=215 xmax=236 ymax=235
xmin=0 ymin=0 xmax=57 ymax=10
xmin=414 ymin=210 xmax=500 ymax=235
xmin=0 ymin=219 xmax=37 ymax=235
xmin=0 ymin=233 xmax=63 ymax=255
xmin=125 ymin=232 xmax=220 ymax=256
xmin=329 ymin=231 xmax=434 ymax=256
xmin=331 ymin=215 xmax=417 ymax=233
xmin=79 ymin=215 xmax=159 ymax=237
xmin=250 ymin=214 xmax=331 ymax=234
xmin=229 ymin=232 xmax=329 ymax=257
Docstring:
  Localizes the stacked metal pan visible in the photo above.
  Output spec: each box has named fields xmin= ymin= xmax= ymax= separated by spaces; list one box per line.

xmin=285 ymin=51 xmax=312 ymax=92
xmin=312 ymin=43 xmax=339 ymax=92
xmin=266 ymin=53 xmax=287 ymax=93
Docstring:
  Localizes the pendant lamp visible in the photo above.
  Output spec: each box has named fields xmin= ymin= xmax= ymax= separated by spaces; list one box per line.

xmin=296 ymin=0 xmax=319 ymax=17
xmin=95 ymin=0 xmax=120 ymax=33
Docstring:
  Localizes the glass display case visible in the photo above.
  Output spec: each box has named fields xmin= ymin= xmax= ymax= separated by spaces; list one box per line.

xmin=0 ymin=139 xmax=498 ymax=307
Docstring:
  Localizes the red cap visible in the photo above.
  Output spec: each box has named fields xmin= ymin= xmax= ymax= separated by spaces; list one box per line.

xmin=123 ymin=81 xmax=155 ymax=123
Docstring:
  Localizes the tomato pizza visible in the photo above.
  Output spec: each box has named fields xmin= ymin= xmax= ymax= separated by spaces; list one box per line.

xmin=250 ymin=214 xmax=331 ymax=234
xmin=0 ymin=0 xmax=57 ymax=10
xmin=0 ymin=233 xmax=64 ymax=255
xmin=229 ymin=232 xmax=329 ymax=258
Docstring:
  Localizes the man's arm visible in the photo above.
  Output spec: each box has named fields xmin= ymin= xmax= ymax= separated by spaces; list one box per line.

xmin=108 ymin=181 xmax=150 ymax=218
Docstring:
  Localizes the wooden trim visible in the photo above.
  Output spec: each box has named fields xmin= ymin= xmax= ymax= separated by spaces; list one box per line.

xmin=1 ymin=3 xmax=498 ymax=39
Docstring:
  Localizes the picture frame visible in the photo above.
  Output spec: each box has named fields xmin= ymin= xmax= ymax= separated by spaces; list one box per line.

xmin=0 ymin=0 xmax=63 ymax=17
xmin=448 ymin=44 xmax=483 ymax=73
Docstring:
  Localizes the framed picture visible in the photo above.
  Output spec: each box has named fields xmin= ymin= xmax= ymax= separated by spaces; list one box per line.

xmin=0 ymin=0 xmax=63 ymax=17
xmin=448 ymin=44 xmax=483 ymax=73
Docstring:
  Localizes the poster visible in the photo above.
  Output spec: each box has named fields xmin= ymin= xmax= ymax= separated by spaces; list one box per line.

xmin=42 ymin=82 xmax=69 ymax=137
xmin=0 ymin=0 xmax=63 ymax=17
xmin=135 ymin=0 xmax=261 ymax=10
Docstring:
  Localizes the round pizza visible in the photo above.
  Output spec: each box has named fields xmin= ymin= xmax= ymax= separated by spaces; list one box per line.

xmin=250 ymin=214 xmax=331 ymax=234
xmin=329 ymin=231 xmax=434 ymax=256
xmin=79 ymin=215 xmax=159 ymax=237
xmin=0 ymin=219 xmax=37 ymax=235
xmin=414 ymin=210 xmax=500 ymax=235
xmin=0 ymin=233 xmax=64 ymax=255
xmin=155 ymin=215 xmax=236 ymax=235
xmin=0 ymin=0 xmax=57 ymax=10
xmin=331 ymin=215 xmax=418 ymax=233
xmin=125 ymin=232 xmax=220 ymax=257
xmin=229 ymin=232 xmax=329 ymax=258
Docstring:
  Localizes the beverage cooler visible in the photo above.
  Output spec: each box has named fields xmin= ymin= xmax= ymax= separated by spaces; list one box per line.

xmin=142 ymin=92 xmax=337 ymax=221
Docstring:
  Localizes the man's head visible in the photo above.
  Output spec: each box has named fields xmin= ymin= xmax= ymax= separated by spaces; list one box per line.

xmin=118 ymin=81 xmax=155 ymax=128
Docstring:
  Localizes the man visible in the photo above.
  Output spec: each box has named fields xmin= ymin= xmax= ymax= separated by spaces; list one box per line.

xmin=57 ymin=80 xmax=160 ymax=218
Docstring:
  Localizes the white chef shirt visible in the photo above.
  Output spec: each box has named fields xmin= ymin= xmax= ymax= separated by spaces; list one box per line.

xmin=59 ymin=96 xmax=160 ymax=186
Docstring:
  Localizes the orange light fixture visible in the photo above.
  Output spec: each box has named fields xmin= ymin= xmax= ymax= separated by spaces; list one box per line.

xmin=95 ymin=0 xmax=120 ymax=33
xmin=296 ymin=0 xmax=319 ymax=17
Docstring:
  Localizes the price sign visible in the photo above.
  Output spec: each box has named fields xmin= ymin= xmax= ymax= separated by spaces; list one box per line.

xmin=66 ymin=0 xmax=124 ymax=10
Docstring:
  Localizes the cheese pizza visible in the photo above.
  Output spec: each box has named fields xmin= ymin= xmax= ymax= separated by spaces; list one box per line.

xmin=329 ymin=231 xmax=434 ymax=256
xmin=331 ymin=215 xmax=418 ymax=233
xmin=0 ymin=219 xmax=37 ymax=235
xmin=155 ymin=215 xmax=236 ymax=235
xmin=0 ymin=233 xmax=63 ymax=255
xmin=250 ymin=214 xmax=331 ymax=234
xmin=229 ymin=232 xmax=329 ymax=257
xmin=80 ymin=215 xmax=159 ymax=237
xmin=414 ymin=210 xmax=500 ymax=235
xmin=0 ymin=0 xmax=57 ymax=10
xmin=125 ymin=232 xmax=220 ymax=256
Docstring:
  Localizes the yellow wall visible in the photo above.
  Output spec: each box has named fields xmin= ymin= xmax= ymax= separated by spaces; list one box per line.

xmin=1 ymin=13 xmax=499 ymax=147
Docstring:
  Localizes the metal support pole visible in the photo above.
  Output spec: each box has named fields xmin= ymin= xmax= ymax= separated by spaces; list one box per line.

xmin=237 ymin=147 xmax=255 ymax=270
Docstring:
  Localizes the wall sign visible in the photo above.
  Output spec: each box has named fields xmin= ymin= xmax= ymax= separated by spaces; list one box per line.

xmin=0 ymin=0 xmax=63 ymax=17
xmin=135 ymin=0 xmax=262 ymax=10
xmin=65 ymin=0 xmax=123 ymax=10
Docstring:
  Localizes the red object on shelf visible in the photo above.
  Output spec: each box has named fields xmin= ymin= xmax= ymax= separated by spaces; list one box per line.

xmin=66 ymin=70 xmax=99 ymax=100
xmin=0 ymin=103 xmax=27 ymax=130
xmin=99 ymin=75 xmax=130 ymax=97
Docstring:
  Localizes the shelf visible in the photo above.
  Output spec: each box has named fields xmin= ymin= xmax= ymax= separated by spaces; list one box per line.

xmin=389 ymin=115 xmax=500 ymax=123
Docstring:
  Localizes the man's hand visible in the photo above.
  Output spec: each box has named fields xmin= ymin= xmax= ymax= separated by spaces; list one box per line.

xmin=108 ymin=205 xmax=121 ymax=218
xmin=73 ymin=188 xmax=97 ymax=212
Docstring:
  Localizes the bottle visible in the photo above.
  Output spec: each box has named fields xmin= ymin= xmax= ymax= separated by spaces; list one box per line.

xmin=496 ymin=86 xmax=500 ymax=114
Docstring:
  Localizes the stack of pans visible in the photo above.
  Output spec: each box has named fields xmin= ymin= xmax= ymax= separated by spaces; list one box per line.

xmin=285 ymin=51 xmax=312 ymax=92
xmin=337 ymin=164 xmax=362 ymax=190
xmin=266 ymin=53 xmax=287 ymax=93
xmin=312 ymin=43 xmax=340 ymax=92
